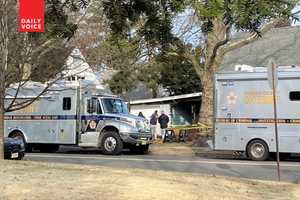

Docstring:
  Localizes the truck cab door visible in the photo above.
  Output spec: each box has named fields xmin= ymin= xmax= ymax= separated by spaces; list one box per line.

xmin=79 ymin=97 xmax=102 ymax=147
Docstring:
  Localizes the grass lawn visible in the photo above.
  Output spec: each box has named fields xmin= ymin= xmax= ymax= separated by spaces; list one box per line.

xmin=0 ymin=160 xmax=299 ymax=200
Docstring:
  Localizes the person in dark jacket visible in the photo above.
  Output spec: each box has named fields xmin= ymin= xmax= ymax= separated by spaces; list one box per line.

xmin=158 ymin=111 xmax=169 ymax=142
xmin=138 ymin=112 xmax=145 ymax=118
xmin=150 ymin=110 xmax=158 ymax=140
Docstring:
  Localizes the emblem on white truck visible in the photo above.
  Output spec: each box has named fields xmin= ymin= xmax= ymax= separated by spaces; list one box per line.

xmin=226 ymin=91 xmax=238 ymax=105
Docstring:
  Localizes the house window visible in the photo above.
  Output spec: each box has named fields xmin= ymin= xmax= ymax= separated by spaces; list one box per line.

xmin=289 ymin=91 xmax=300 ymax=101
xmin=63 ymin=97 xmax=72 ymax=110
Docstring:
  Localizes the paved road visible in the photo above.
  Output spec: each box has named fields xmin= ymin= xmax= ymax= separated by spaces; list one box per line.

xmin=24 ymin=147 xmax=300 ymax=183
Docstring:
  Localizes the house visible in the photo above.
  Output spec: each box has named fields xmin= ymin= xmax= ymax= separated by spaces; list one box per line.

xmin=130 ymin=92 xmax=201 ymax=126
xmin=56 ymin=49 xmax=113 ymax=96
xmin=61 ymin=48 xmax=104 ymax=88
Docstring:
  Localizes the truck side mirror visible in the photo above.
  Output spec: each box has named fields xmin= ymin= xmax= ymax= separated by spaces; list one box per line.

xmin=87 ymin=99 xmax=96 ymax=113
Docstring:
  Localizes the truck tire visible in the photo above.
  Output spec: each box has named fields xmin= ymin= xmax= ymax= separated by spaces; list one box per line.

xmin=247 ymin=139 xmax=269 ymax=161
xmin=101 ymin=131 xmax=123 ymax=155
xmin=130 ymin=144 xmax=150 ymax=155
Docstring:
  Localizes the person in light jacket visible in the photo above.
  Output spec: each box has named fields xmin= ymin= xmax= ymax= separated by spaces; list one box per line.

xmin=150 ymin=110 xmax=158 ymax=140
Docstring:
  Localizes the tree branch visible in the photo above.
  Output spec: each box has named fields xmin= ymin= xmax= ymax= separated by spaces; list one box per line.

xmin=207 ymin=25 xmax=230 ymax=68
xmin=222 ymin=19 xmax=282 ymax=54
xmin=5 ymin=61 xmax=92 ymax=112
xmin=167 ymin=44 xmax=204 ymax=77
xmin=31 ymin=39 xmax=57 ymax=56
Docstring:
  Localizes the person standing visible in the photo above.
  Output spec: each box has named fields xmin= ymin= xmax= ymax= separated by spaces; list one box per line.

xmin=158 ymin=111 xmax=169 ymax=142
xmin=150 ymin=110 xmax=158 ymax=140
xmin=138 ymin=111 xmax=145 ymax=119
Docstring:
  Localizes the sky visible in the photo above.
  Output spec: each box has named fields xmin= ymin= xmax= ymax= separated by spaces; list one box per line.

xmin=292 ymin=3 xmax=300 ymax=25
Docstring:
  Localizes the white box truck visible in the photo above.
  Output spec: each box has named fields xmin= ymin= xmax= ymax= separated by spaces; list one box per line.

xmin=213 ymin=66 xmax=300 ymax=160
xmin=4 ymin=84 xmax=152 ymax=155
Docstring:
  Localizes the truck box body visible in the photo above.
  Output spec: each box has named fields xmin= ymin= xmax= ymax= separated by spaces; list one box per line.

xmin=215 ymin=67 xmax=300 ymax=154
xmin=5 ymin=88 xmax=78 ymax=145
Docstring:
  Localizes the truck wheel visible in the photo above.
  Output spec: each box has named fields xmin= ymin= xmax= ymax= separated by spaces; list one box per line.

xmin=101 ymin=131 xmax=123 ymax=155
xmin=247 ymin=139 xmax=269 ymax=161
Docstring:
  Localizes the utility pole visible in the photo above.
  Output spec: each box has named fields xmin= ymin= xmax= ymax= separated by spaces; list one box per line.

xmin=267 ymin=58 xmax=280 ymax=181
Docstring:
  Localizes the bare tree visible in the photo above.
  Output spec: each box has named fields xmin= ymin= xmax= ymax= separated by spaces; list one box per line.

xmin=0 ymin=0 xmax=89 ymax=159
xmin=0 ymin=0 xmax=9 ymax=158
xmin=68 ymin=0 xmax=111 ymax=69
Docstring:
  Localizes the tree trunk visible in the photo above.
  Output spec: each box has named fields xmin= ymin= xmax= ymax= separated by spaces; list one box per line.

xmin=198 ymin=70 xmax=214 ymax=129
xmin=0 ymin=0 xmax=8 ymax=159
xmin=0 ymin=68 xmax=5 ymax=159
xmin=0 ymin=51 xmax=5 ymax=159
xmin=0 ymin=95 xmax=4 ymax=159
xmin=196 ymin=19 xmax=227 ymax=135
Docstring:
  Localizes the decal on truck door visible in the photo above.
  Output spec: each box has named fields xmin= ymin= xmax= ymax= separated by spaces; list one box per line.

xmin=88 ymin=120 xmax=97 ymax=129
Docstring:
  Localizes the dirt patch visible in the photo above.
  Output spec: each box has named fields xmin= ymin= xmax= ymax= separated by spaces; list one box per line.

xmin=150 ymin=142 xmax=195 ymax=156
xmin=0 ymin=160 xmax=299 ymax=200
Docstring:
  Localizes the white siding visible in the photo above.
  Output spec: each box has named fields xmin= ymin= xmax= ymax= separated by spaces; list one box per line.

xmin=130 ymin=103 xmax=171 ymax=136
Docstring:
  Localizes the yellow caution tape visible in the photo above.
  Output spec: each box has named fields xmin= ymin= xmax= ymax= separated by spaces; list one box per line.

xmin=167 ymin=123 xmax=212 ymax=131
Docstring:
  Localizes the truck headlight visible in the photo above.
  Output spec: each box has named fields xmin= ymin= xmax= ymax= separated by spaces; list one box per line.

xmin=135 ymin=120 xmax=143 ymax=130
xmin=136 ymin=120 xmax=150 ymax=132
xmin=144 ymin=120 xmax=150 ymax=132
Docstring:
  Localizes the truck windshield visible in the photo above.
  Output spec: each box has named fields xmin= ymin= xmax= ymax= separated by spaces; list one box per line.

xmin=102 ymin=98 xmax=129 ymax=114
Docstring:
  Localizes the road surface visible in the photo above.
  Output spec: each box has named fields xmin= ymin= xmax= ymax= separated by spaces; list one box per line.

xmin=24 ymin=146 xmax=300 ymax=183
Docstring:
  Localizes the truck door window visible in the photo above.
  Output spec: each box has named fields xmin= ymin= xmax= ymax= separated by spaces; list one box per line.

xmin=63 ymin=97 xmax=71 ymax=110
xmin=290 ymin=91 xmax=300 ymax=101
xmin=102 ymin=98 xmax=129 ymax=114
xmin=87 ymin=98 xmax=97 ymax=113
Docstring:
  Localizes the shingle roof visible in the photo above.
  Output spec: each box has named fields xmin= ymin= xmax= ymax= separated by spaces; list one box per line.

xmin=220 ymin=26 xmax=300 ymax=71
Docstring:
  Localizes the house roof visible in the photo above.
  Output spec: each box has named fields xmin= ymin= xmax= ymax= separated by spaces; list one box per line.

xmin=130 ymin=92 xmax=202 ymax=105
xmin=221 ymin=26 xmax=300 ymax=71
xmin=61 ymin=48 xmax=112 ymax=91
